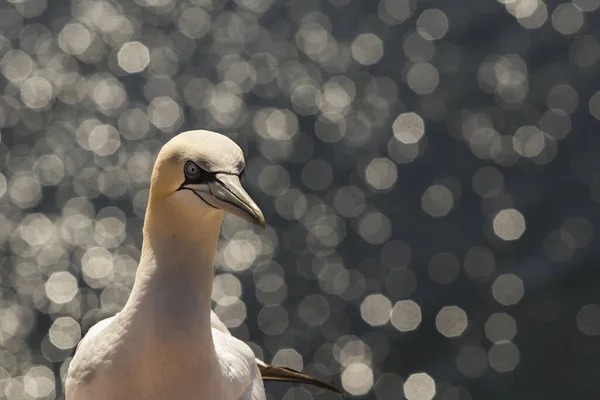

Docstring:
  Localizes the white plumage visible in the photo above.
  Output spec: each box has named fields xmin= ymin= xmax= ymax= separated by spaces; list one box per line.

xmin=65 ymin=130 xmax=340 ymax=400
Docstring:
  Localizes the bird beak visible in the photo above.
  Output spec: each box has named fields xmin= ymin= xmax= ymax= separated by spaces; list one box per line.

xmin=184 ymin=174 xmax=265 ymax=228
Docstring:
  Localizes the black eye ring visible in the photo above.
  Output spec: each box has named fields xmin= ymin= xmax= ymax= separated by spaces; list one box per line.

xmin=184 ymin=161 xmax=201 ymax=181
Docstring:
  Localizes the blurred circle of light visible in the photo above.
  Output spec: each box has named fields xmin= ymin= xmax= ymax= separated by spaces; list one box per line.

xmin=350 ymin=33 xmax=384 ymax=66
xmin=275 ymin=188 xmax=308 ymax=220
xmin=492 ymin=274 xmax=524 ymax=306
xmin=2 ymin=50 xmax=33 ymax=83
xmin=221 ymin=235 xmax=260 ymax=272
xmin=148 ymin=96 xmax=183 ymax=132
xmin=298 ymin=295 xmax=330 ymax=326
xmin=336 ymin=336 xmax=371 ymax=366
xmin=0 ymin=307 xmax=21 ymax=343
xmin=403 ymin=372 xmax=436 ymax=400
xmin=58 ymin=23 xmax=91 ymax=56
xmin=118 ymin=108 xmax=151 ymax=140
xmin=292 ymin=84 xmax=322 ymax=116
xmin=255 ymin=269 xmax=288 ymax=305
xmin=477 ymin=54 xmax=528 ymax=106
xmin=435 ymin=306 xmax=468 ymax=338
xmin=561 ymin=216 xmax=593 ymax=248
xmin=417 ymin=9 xmax=449 ymax=40
xmin=484 ymin=312 xmax=517 ymax=342
xmin=547 ymin=84 xmax=579 ymax=115
xmin=379 ymin=0 xmax=417 ymax=24
xmin=81 ymin=247 xmax=114 ymax=288
xmin=302 ymin=159 xmax=333 ymax=191
xmin=45 ymin=271 xmax=78 ymax=305
xmin=390 ymin=300 xmax=422 ymax=332
xmin=20 ymin=77 xmax=53 ymax=109
xmin=258 ymin=305 xmax=288 ymax=335
xmin=404 ymin=32 xmax=435 ymax=63
xmin=333 ymin=186 xmax=365 ymax=218
xmin=19 ymin=213 xmax=54 ymax=249
xmin=282 ymin=388 xmax=311 ymax=400
xmin=421 ymin=184 xmax=454 ymax=217
xmin=521 ymin=4 xmax=549 ymax=29
xmin=374 ymin=373 xmax=405 ymax=400
xmin=343 ymin=113 xmax=374 ymax=147
xmin=456 ymin=344 xmax=488 ymax=378
xmin=569 ymin=35 xmax=600 ymax=68
xmin=98 ymin=167 xmax=130 ymax=198
xmin=12 ymin=0 xmax=48 ymax=18
xmin=320 ymin=78 xmax=355 ymax=120
xmin=588 ymin=91 xmax=600 ymax=120
xmin=492 ymin=208 xmax=526 ymax=241
xmin=364 ymin=157 xmax=398 ymax=191
xmin=147 ymin=47 xmax=179 ymax=77
xmin=117 ymin=41 xmax=150 ymax=74
xmin=407 ymin=63 xmax=439 ymax=94
xmin=212 ymin=273 xmax=242 ymax=304
xmin=573 ymin=0 xmax=600 ymax=12
xmin=472 ymin=166 xmax=504 ymax=198
xmin=393 ymin=112 xmax=425 ymax=144
xmin=94 ymin=208 xmax=127 ymax=249
xmin=253 ymin=108 xmax=298 ymax=140
xmin=33 ymin=155 xmax=65 ymax=186
xmin=576 ymin=304 xmax=600 ymax=336
xmin=428 ymin=252 xmax=459 ymax=284
xmin=539 ymin=109 xmax=571 ymax=140
xmin=23 ymin=365 xmax=55 ymax=399
xmin=315 ymin=259 xmax=347 ymax=296
xmin=488 ymin=342 xmax=520 ymax=372
xmin=9 ymin=173 xmax=41 ymax=209
xmin=294 ymin=22 xmax=332 ymax=60
xmin=272 ymin=348 xmax=303 ymax=371
xmin=360 ymin=294 xmax=392 ymax=327
xmin=258 ymin=165 xmax=290 ymax=196
xmin=0 ymin=173 xmax=7 ymax=198
xmin=464 ymin=246 xmax=496 ymax=281
xmin=176 ymin=7 xmax=211 ymax=39
xmin=501 ymin=0 xmax=541 ymax=18
xmin=342 ymin=361 xmax=374 ymax=396
xmin=89 ymin=76 xmax=127 ymax=115
xmin=214 ymin=297 xmax=246 ymax=329
xmin=48 ymin=317 xmax=81 ymax=350
xmin=88 ymin=124 xmax=121 ymax=156
xmin=0 ymin=7 xmax=22 ymax=40
xmin=551 ymin=3 xmax=584 ymax=35
xmin=358 ymin=211 xmax=392 ymax=245
xmin=512 ymin=126 xmax=545 ymax=158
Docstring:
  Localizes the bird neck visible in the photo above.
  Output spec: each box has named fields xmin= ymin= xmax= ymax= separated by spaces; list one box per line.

xmin=124 ymin=197 xmax=224 ymax=339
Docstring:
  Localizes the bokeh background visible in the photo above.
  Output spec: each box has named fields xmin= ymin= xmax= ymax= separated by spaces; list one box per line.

xmin=1 ymin=0 xmax=600 ymax=398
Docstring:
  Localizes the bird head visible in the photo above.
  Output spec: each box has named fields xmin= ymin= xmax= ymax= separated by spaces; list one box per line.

xmin=149 ymin=130 xmax=265 ymax=228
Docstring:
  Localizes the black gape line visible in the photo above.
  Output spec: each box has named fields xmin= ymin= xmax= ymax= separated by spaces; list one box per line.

xmin=179 ymin=187 xmax=218 ymax=209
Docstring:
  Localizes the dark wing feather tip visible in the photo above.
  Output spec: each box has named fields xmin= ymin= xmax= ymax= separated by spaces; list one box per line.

xmin=259 ymin=364 xmax=343 ymax=395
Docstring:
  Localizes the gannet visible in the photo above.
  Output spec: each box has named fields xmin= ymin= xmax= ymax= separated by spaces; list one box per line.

xmin=65 ymin=130 xmax=341 ymax=400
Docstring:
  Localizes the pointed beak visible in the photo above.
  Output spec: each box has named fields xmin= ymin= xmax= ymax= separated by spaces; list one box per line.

xmin=207 ymin=174 xmax=265 ymax=228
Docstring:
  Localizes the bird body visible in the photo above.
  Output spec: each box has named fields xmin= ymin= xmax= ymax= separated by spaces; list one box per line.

xmin=65 ymin=131 xmax=340 ymax=400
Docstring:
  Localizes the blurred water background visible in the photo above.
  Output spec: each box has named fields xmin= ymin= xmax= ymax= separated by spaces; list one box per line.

xmin=1 ymin=0 xmax=600 ymax=399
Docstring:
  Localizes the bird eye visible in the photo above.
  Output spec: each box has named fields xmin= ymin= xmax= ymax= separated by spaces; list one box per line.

xmin=184 ymin=161 xmax=201 ymax=181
